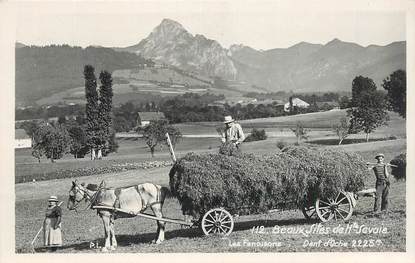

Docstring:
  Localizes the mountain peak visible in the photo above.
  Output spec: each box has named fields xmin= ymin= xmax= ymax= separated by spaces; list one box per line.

xmin=16 ymin=42 xmax=27 ymax=48
xmin=148 ymin=18 xmax=190 ymax=41
xmin=160 ymin=18 xmax=184 ymax=28
xmin=157 ymin=18 xmax=187 ymax=33
xmin=326 ymin=38 xmax=342 ymax=45
xmin=126 ymin=18 xmax=237 ymax=79
xmin=288 ymin=41 xmax=322 ymax=49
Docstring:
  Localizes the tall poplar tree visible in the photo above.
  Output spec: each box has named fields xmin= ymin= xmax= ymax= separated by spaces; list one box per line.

xmin=84 ymin=65 xmax=99 ymax=159
xmin=97 ymin=70 xmax=114 ymax=158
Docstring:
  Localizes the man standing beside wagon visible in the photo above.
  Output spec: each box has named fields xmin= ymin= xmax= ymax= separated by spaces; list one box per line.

xmin=367 ymin=153 xmax=396 ymax=213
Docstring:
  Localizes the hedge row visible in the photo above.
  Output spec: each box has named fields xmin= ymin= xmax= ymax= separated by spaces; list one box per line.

xmin=16 ymin=160 xmax=172 ymax=184
xmin=169 ymin=146 xmax=367 ymax=217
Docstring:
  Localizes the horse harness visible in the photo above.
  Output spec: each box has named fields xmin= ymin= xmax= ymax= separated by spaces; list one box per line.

xmin=112 ymin=183 xmax=162 ymax=213
xmin=71 ymin=182 xmax=163 ymax=216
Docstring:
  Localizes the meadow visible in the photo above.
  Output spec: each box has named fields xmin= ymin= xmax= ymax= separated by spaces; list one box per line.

xmin=15 ymin=110 xmax=407 ymax=252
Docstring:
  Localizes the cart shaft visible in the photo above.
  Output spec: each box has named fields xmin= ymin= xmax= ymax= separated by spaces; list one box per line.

xmin=92 ymin=205 xmax=193 ymax=226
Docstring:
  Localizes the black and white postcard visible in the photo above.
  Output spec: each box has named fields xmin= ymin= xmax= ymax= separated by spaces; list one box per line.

xmin=1 ymin=0 xmax=414 ymax=262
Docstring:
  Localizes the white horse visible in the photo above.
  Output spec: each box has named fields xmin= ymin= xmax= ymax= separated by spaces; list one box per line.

xmin=67 ymin=180 xmax=170 ymax=252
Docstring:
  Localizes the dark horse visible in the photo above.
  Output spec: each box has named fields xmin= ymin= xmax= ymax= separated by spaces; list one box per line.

xmin=67 ymin=180 xmax=170 ymax=252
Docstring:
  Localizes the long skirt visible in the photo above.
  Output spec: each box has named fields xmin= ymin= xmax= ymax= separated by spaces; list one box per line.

xmin=43 ymin=217 xmax=62 ymax=247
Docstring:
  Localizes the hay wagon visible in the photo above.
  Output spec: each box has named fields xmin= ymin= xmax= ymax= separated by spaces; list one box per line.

xmin=91 ymin=178 xmax=375 ymax=238
xmin=94 ymin=135 xmax=371 ymax=237
xmin=196 ymin=187 xmax=376 ymax=236
xmin=92 ymin=187 xmax=375 ymax=237
xmin=93 ymin=189 xmax=373 ymax=237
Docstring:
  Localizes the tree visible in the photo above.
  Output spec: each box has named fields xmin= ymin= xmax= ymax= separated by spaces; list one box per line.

xmin=84 ymin=65 xmax=99 ymax=159
xmin=105 ymin=131 xmax=119 ymax=155
xmin=138 ymin=120 xmax=182 ymax=157
xmin=31 ymin=146 xmax=43 ymax=163
xmin=332 ymin=117 xmax=350 ymax=145
xmin=291 ymin=122 xmax=308 ymax=144
xmin=68 ymin=126 xmax=89 ymax=158
xmin=32 ymin=123 xmax=71 ymax=162
xmin=339 ymin=96 xmax=350 ymax=109
xmin=351 ymin=76 xmax=377 ymax=107
xmin=165 ymin=125 xmax=182 ymax=149
xmin=382 ymin=69 xmax=406 ymax=119
xmin=97 ymin=70 xmax=114 ymax=158
xmin=288 ymin=96 xmax=294 ymax=113
xmin=244 ymin=128 xmax=267 ymax=142
xmin=347 ymin=90 xmax=389 ymax=142
xmin=19 ymin=121 xmax=39 ymax=138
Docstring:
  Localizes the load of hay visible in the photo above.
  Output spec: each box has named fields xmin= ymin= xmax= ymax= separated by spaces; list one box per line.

xmin=169 ymin=146 xmax=367 ymax=217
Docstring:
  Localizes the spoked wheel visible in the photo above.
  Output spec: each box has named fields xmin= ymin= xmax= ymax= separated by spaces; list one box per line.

xmin=315 ymin=191 xmax=354 ymax=222
xmin=301 ymin=205 xmax=317 ymax=220
xmin=201 ymin=208 xmax=234 ymax=236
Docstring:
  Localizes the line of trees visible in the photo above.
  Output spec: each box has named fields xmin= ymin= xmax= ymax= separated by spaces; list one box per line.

xmin=30 ymin=65 xmax=117 ymax=162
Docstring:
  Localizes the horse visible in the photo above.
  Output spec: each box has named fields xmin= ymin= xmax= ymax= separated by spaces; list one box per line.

xmin=67 ymin=180 xmax=171 ymax=252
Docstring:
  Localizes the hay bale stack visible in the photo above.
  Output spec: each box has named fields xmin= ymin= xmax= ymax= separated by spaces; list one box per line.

xmin=169 ymin=146 xmax=367 ymax=217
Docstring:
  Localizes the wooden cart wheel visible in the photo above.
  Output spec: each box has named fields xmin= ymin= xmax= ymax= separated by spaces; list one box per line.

xmin=301 ymin=205 xmax=317 ymax=220
xmin=201 ymin=208 xmax=234 ymax=236
xmin=315 ymin=191 xmax=354 ymax=222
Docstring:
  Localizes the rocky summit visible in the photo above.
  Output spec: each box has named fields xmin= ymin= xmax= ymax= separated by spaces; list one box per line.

xmin=123 ymin=19 xmax=237 ymax=79
xmin=120 ymin=19 xmax=405 ymax=92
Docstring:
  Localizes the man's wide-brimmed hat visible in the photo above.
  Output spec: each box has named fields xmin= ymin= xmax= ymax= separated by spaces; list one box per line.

xmin=223 ymin=115 xmax=234 ymax=124
xmin=375 ymin=153 xmax=385 ymax=159
xmin=48 ymin=195 xmax=58 ymax=202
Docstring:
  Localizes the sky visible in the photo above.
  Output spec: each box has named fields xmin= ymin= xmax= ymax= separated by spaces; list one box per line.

xmin=14 ymin=0 xmax=407 ymax=50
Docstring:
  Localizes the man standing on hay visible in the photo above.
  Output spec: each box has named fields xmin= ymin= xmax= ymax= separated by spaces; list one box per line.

xmin=221 ymin=115 xmax=245 ymax=147
xmin=367 ymin=153 xmax=394 ymax=213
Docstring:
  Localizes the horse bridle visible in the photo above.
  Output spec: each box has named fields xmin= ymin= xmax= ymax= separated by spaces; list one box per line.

xmin=69 ymin=182 xmax=99 ymax=211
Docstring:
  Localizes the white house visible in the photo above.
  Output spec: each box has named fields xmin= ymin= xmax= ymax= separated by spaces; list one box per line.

xmin=137 ymin=112 xmax=166 ymax=127
xmin=15 ymin=129 xmax=32 ymax=149
xmin=284 ymin=98 xmax=310 ymax=112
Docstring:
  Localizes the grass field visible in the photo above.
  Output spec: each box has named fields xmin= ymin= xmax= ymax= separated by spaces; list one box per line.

xmin=15 ymin=139 xmax=406 ymax=253
xmin=174 ymin=110 xmax=406 ymax=138
xmin=15 ymin=110 xmax=407 ymax=253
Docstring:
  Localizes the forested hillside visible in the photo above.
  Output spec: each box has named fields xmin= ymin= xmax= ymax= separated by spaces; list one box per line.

xmin=16 ymin=45 xmax=152 ymax=106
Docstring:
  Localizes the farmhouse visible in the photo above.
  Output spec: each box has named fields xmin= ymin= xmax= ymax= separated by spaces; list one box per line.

xmin=284 ymin=98 xmax=310 ymax=112
xmin=137 ymin=112 xmax=166 ymax=127
xmin=15 ymin=129 xmax=32 ymax=149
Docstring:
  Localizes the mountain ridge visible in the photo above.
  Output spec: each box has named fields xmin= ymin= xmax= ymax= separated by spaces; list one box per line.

xmin=15 ymin=19 xmax=406 ymax=106
xmin=117 ymin=19 xmax=405 ymax=92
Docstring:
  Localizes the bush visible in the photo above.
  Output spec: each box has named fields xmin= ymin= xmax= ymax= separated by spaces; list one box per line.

xmin=390 ymin=153 xmax=406 ymax=181
xmin=276 ymin=140 xmax=287 ymax=150
xmin=244 ymin=129 xmax=267 ymax=142
xmin=169 ymin=146 xmax=367 ymax=218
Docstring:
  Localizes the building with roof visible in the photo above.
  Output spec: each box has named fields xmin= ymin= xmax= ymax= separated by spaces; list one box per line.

xmin=15 ymin=129 xmax=32 ymax=149
xmin=284 ymin=98 xmax=310 ymax=112
xmin=137 ymin=112 xmax=166 ymax=127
